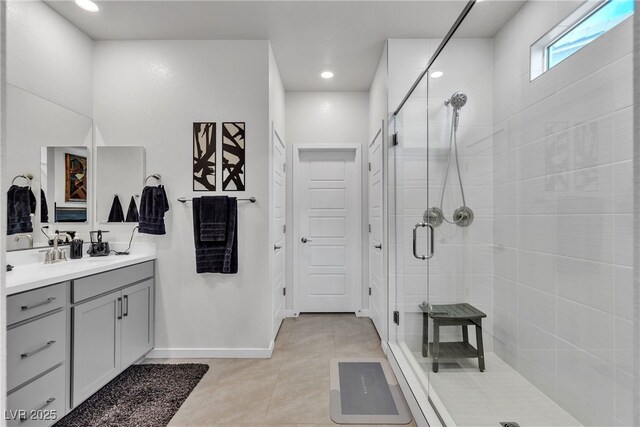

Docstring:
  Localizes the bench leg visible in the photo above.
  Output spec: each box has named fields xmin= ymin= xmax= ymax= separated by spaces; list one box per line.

xmin=462 ymin=325 xmax=469 ymax=344
xmin=475 ymin=323 xmax=485 ymax=372
xmin=433 ymin=320 xmax=440 ymax=373
xmin=422 ymin=314 xmax=429 ymax=357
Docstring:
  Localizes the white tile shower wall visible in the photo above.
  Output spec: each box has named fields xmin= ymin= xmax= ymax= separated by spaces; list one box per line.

xmin=388 ymin=39 xmax=493 ymax=353
xmin=492 ymin=2 xmax=634 ymax=425
xmin=93 ymin=40 xmax=273 ymax=353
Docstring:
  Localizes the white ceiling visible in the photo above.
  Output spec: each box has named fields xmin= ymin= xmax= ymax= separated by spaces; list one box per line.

xmin=45 ymin=0 xmax=525 ymax=91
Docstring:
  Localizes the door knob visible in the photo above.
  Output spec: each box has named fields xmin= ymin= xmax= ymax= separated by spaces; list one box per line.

xmin=374 ymin=244 xmax=382 ymax=249
xmin=274 ymin=244 xmax=282 ymax=251
xmin=301 ymin=237 xmax=313 ymax=243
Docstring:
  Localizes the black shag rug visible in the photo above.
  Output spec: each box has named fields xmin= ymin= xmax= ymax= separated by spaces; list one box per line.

xmin=55 ymin=364 xmax=209 ymax=427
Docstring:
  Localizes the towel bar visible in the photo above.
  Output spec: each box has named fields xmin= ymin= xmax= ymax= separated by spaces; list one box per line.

xmin=177 ymin=196 xmax=256 ymax=203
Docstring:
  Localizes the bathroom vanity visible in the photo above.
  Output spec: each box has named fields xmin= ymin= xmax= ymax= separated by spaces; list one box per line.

xmin=5 ymin=246 xmax=156 ymax=426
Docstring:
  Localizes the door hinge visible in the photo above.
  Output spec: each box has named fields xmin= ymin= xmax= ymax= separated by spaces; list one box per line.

xmin=369 ymin=287 xmax=372 ymax=296
xmin=368 ymin=224 xmax=372 ymax=233
xmin=283 ymin=163 xmax=286 ymax=172
xmin=393 ymin=311 xmax=400 ymax=325
xmin=368 ymin=162 xmax=371 ymax=171
xmin=283 ymin=288 xmax=286 ymax=296
xmin=283 ymin=224 xmax=286 ymax=234
xmin=392 ymin=132 xmax=399 ymax=146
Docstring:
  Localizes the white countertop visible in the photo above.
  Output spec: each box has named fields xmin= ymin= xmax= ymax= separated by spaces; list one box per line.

xmin=6 ymin=242 xmax=157 ymax=295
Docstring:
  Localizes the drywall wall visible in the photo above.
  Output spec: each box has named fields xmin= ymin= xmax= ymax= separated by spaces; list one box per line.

xmin=284 ymin=91 xmax=369 ymax=314
xmin=93 ymin=40 xmax=274 ymax=355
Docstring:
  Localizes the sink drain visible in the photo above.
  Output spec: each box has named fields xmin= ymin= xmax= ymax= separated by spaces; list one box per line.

xmin=500 ymin=423 xmax=520 ymax=427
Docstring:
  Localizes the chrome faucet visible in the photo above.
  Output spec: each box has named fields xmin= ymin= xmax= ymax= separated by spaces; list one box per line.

xmin=14 ymin=234 xmax=33 ymax=248
xmin=41 ymin=233 xmax=72 ymax=264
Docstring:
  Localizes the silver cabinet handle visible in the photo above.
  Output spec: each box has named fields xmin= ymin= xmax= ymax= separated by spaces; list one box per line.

xmin=413 ymin=222 xmax=434 ymax=260
xmin=274 ymin=244 xmax=282 ymax=251
xmin=117 ymin=297 xmax=123 ymax=320
xmin=20 ymin=398 xmax=56 ymax=421
xmin=374 ymin=244 xmax=382 ymax=249
xmin=21 ymin=297 xmax=56 ymax=311
xmin=21 ymin=340 xmax=56 ymax=358
xmin=123 ymin=295 xmax=129 ymax=317
xmin=301 ymin=237 xmax=313 ymax=243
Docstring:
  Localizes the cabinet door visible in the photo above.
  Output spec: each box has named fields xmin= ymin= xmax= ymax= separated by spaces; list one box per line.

xmin=121 ymin=279 xmax=153 ymax=367
xmin=72 ymin=291 xmax=121 ymax=407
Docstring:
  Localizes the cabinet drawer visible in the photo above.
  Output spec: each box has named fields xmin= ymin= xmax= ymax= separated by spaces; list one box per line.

xmin=7 ymin=283 xmax=66 ymax=326
xmin=7 ymin=310 xmax=66 ymax=391
xmin=72 ymin=261 xmax=154 ymax=303
xmin=6 ymin=364 xmax=65 ymax=427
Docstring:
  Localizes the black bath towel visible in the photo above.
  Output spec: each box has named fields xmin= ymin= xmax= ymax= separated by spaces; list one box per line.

xmin=108 ymin=195 xmax=125 ymax=222
xmin=7 ymin=185 xmax=36 ymax=235
xmin=139 ymin=185 xmax=170 ymax=235
xmin=199 ymin=196 xmax=227 ymax=241
xmin=125 ymin=196 xmax=139 ymax=222
xmin=193 ymin=197 xmax=237 ymax=274
xmin=40 ymin=189 xmax=49 ymax=223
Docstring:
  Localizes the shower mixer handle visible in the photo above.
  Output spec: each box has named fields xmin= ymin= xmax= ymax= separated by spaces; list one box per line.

xmin=412 ymin=222 xmax=434 ymax=260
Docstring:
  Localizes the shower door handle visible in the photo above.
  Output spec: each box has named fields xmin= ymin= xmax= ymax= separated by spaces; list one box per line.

xmin=413 ymin=222 xmax=434 ymax=260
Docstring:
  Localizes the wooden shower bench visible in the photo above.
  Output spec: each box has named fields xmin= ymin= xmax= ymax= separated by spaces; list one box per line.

xmin=419 ymin=302 xmax=486 ymax=372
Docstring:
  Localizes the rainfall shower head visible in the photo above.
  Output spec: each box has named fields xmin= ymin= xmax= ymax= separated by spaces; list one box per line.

xmin=445 ymin=92 xmax=468 ymax=110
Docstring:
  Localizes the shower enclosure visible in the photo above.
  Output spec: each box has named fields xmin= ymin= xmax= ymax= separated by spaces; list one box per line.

xmin=387 ymin=1 xmax=638 ymax=426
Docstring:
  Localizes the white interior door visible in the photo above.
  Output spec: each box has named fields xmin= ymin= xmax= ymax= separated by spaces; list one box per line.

xmin=294 ymin=146 xmax=361 ymax=313
xmin=272 ymin=127 xmax=286 ymax=338
xmin=368 ymin=128 xmax=384 ymax=337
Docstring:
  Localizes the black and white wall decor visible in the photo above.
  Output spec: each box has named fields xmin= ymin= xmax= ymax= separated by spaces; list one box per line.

xmin=222 ymin=122 xmax=246 ymax=191
xmin=193 ymin=122 xmax=216 ymax=191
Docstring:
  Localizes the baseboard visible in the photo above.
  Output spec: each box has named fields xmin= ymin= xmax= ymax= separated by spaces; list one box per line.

xmin=356 ymin=309 xmax=371 ymax=318
xmin=285 ymin=310 xmax=299 ymax=318
xmin=147 ymin=342 xmax=274 ymax=359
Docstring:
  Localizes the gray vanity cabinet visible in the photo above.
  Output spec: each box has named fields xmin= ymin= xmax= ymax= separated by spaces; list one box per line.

xmin=121 ymin=279 xmax=154 ymax=367
xmin=71 ymin=261 xmax=155 ymax=408
xmin=71 ymin=291 xmax=122 ymax=407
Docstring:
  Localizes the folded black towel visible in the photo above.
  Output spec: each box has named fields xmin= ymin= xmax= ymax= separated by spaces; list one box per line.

xmin=108 ymin=195 xmax=125 ymax=222
xmin=199 ymin=196 xmax=228 ymax=241
xmin=7 ymin=185 xmax=36 ymax=235
xmin=139 ymin=185 xmax=170 ymax=235
xmin=193 ymin=197 xmax=237 ymax=274
xmin=40 ymin=189 xmax=49 ymax=223
xmin=125 ymin=196 xmax=139 ymax=222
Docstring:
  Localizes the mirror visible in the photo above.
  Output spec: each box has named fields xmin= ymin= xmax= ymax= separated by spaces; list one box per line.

xmin=96 ymin=146 xmax=145 ymax=224
xmin=40 ymin=146 xmax=89 ymax=223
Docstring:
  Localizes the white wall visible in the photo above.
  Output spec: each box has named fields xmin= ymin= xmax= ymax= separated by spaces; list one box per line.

xmin=93 ymin=40 xmax=274 ymax=355
xmin=284 ymin=91 xmax=369 ymax=312
xmin=5 ymin=0 xmax=93 ymax=250
xmin=492 ymin=2 xmax=634 ymax=425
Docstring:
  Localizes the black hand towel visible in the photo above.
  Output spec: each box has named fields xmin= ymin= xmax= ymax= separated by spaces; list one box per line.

xmin=125 ymin=196 xmax=139 ymax=222
xmin=7 ymin=185 xmax=36 ymax=235
xmin=199 ymin=196 xmax=227 ymax=241
xmin=108 ymin=195 xmax=125 ymax=222
xmin=40 ymin=189 xmax=49 ymax=223
xmin=139 ymin=185 xmax=170 ymax=235
xmin=193 ymin=197 xmax=237 ymax=274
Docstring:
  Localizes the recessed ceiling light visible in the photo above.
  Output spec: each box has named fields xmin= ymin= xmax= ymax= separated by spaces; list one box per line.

xmin=320 ymin=71 xmax=334 ymax=79
xmin=75 ymin=0 xmax=99 ymax=12
xmin=430 ymin=71 xmax=444 ymax=78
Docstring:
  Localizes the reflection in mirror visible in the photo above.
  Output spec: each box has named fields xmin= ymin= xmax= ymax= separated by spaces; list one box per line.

xmin=40 ymin=147 xmax=89 ymax=223
xmin=96 ymin=146 xmax=145 ymax=224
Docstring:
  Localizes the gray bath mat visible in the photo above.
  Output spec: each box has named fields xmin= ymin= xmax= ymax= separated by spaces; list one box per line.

xmin=330 ymin=358 xmax=412 ymax=424
xmin=55 ymin=363 xmax=208 ymax=427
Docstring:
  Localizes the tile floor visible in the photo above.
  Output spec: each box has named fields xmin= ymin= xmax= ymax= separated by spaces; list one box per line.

xmin=416 ymin=352 xmax=581 ymax=427
xmin=148 ymin=314 xmax=417 ymax=426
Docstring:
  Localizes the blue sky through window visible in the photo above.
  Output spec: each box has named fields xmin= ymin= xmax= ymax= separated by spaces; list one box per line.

xmin=547 ymin=0 xmax=634 ymax=68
